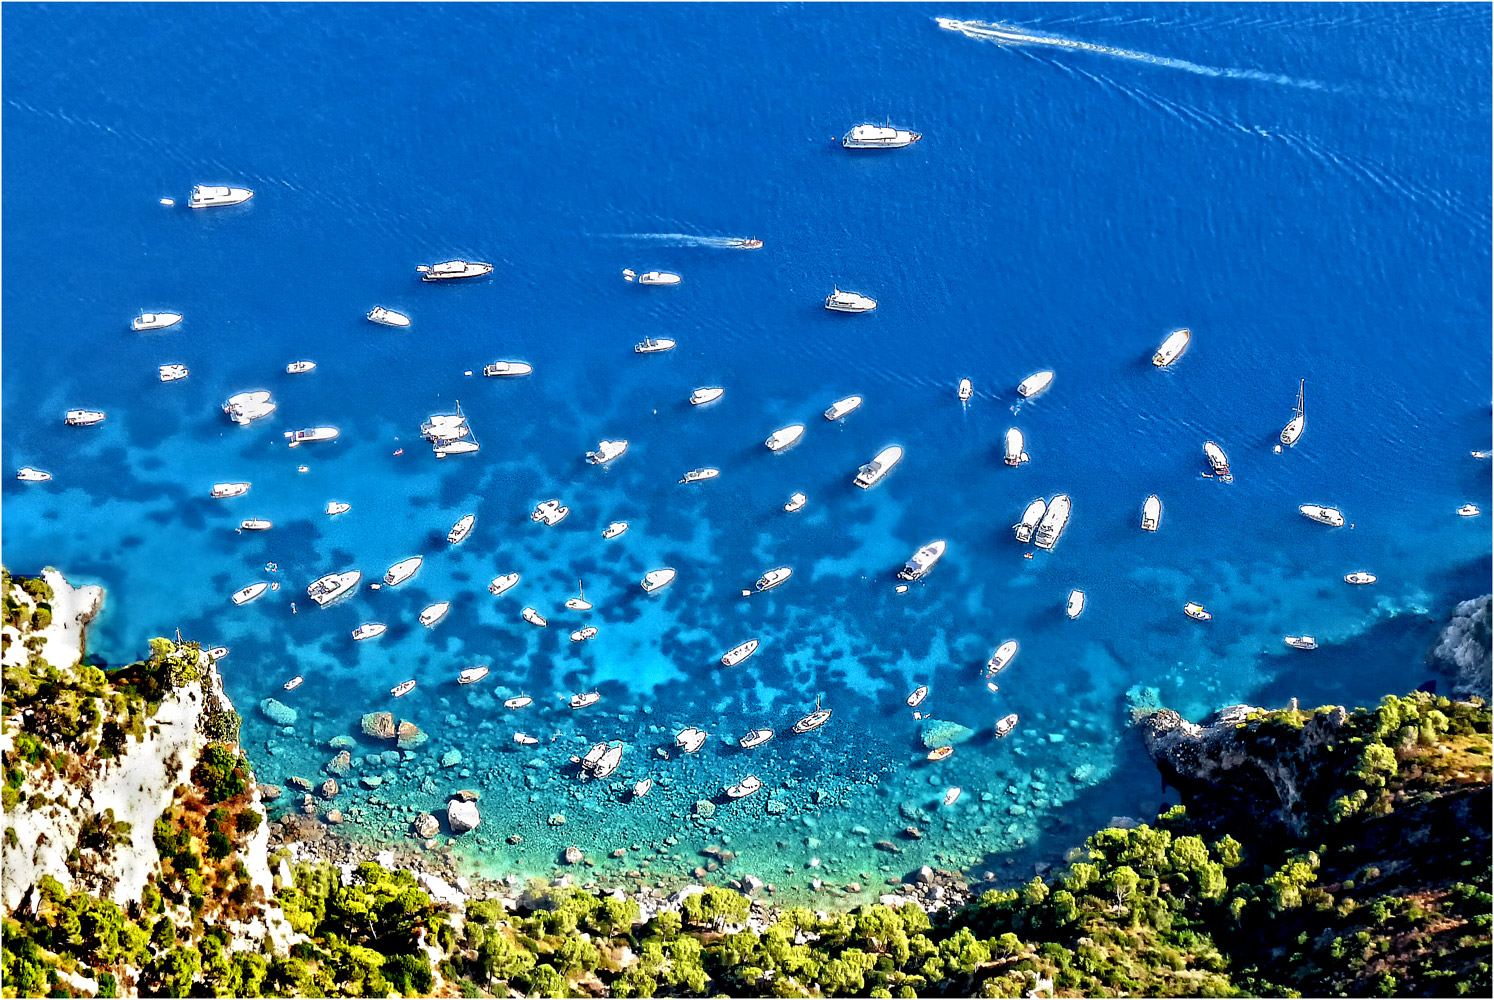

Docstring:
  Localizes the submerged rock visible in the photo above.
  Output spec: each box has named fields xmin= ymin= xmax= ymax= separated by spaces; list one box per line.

xmin=919 ymin=719 xmax=974 ymax=748
xmin=328 ymin=734 xmax=356 ymax=750
xmin=413 ymin=813 xmax=440 ymax=839
xmin=319 ymin=779 xmax=339 ymax=799
xmin=547 ymin=813 xmax=566 ymax=826
xmin=259 ymin=699 xmax=298 ymax=726
xmin=396 ymin=720 xmax=427 ymax=749
xmin=361 ymin=711 xmax=396 ymax=739
xmin=563 ymin=846 xmax=584 ymax=865
xmin=325 ymin=751 xmax=352 ymax=777
xmin=448 ymin=799 xmax=481 ymax=833
xmin=694 ymin=800 xmax=716 ymax=818
xmin=440 ymin=749 xmax=463 ymax=768
xmin=360 ymin=775 xmax=384 ymax=789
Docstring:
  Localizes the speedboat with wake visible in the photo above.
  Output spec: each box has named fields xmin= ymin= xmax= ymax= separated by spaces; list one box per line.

xmin=587 ymin=439 xmax=628 ymax=464
xmin=1014 ymin=498 xmax=1046 ymax=543
xmin=1152 ymin=328 xmax=1191 ymax=367
xmin=484 ymin=361 xmax=532 ymax=377
xmin=726 ymin=775 xmax=763 ymax=799
xmin=641 ymin=568 xmax=677 ymax=593
xmin=307 ymin=571 xmax=360 ymax=606
xmin=133 ymin=311 xmax=182 ymax=332
xmin=417 ymin=260 xmax=493 ymax=281
xmin=385 ymin=557 xmax=423 ymax=587
xmin=958 ymin=378 xmax=973 ymax=402
xmin=765 ymin=424 xmax=805 ymax=452
xmin=1299 ymin=504 xmax=1345 ymax=526
xmin=898 ymin=540 xmax=946 ymax=581
xmin=792 ymin=695 xmax=832 ymax=733
xmin=721 ymin=638 xmax=760 ymax=666
xmin=189 ymin=184 xmax=253 ymax=208
xmin=1017 ymin=371 xmax=1054 ymax=397
xmin=690 ymin=387 xmax=724 ymax=405
xmin=211 ymin=482 xmax=250 ymax=499
xmin=352 ymin=623 xmax=387 ymax=641
xmin=731 ymin=238 xmax=764 ymax=249
xmin=447 ymin=514 xmax=475 ymax=544
xmin=987 ymin=640 xmax=1018 ymax=674
xmin=853 ymin=446 xmax=902 ymax=489
xmin=739 ymin=728 xmax=775 ymax=749
xmin=824 ymin=395 xmax=862 ymax=420
xmin=419 ymin=602 xmax=450 ymax=627
xmin=1004 ymin=428 xmax=1029 ymax=466
xmin=825 ymin=287 xmax=876 ymax=313
xmin=231 ymin=582 xmax=268 ymax=605
xmin=489 ymin=573 xmax=520 ymax=595
xmin=842 ymin=123 xmax=921 ymax=148
xmin=367 ymin=306 xmax=411 ymax=327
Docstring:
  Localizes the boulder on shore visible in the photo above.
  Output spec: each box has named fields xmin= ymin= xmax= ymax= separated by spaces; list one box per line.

xmin=448 ymin=799 xmax=481 ymax=834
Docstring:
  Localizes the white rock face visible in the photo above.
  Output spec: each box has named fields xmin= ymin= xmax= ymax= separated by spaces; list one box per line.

xmin=447 ymin=799 xmax=481 ymax=833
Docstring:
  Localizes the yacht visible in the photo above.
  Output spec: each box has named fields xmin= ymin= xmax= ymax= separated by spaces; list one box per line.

xmin=1299 ymin=504 xmax=1345 ymax=527
xmin=531 ymin=499 xmax=570 ymax=525
xmin=513 ymin=732 xmax=540 ymax=745
xmin=367 ymin=306 xmax=411 ymax=328
xmin=636 ymin=271 xmax=682 ymax=285
xmin=286 ymin=427 xmax=339 ymax=446
xmin=824 ymin=395 xmax=862 ymax=421
xmin=435 ymin=440 xmax=480 ymax=458
xmin=602 ymin=521 xmax=628 ymax=539
xmin=1183 ymin=602 xmax=1213 ymax=621
xmin=391 ymin=680 xmax=417 ymax=698
xmin=521 ymin=607 xmax=547 ymax=627
xmin=447 ymin=514 xmax=476 ymax=544
xmin=283 ymin=676 xmax=304 ymax=691
xmin=679 ymin=468 xmax=720 ymax=483
xmin=421 ymin=410 xmax=470 ymax=445
xmin=634 ymin=338 xmax=676 ymax=353
xmin=488 ymin=573 xmax=519 ymax=596
xmin=417 ymin=260 xmax=494 ymax=281
xmin=958 ymin=378 xmax=973 ymax=402
xmin=726 ymin=775 xmax=763 ymax=799
xmin=385 ymin=557 xmax=423 ymax=587
xmin=1034 ymin=494 xmax=1071 ymax=550
xmin=676 ymin=727 xmax=708 ymax=753
xmin=994 ymin=713 xmax=1019 ymax=739
xmin=210 ymin=482 xmax=251 ymax=499
xmin=570 ymin=690 xmax=601 ymax=709
xmin=1004 ymin=428 xmax=1030 ymax=466
xmin=1141 ymin=495 xmax=1162 ymax=531
xmin=231 ymin=582 xmax=268 ymax=606
xmin=739 ymin=728 xmax=775 ymax=749
xmin=64 ymin=409 xmax=106 ymax=426
xmin=1281 ymin=380 xmax=1306 ymax=446
xmin=459 ymin=665 xmax=490 ymax=684
xmin=1152 ymin=328 xmax=1191 ymax=367
xmin=1014 ymin=498 xmax=1047 ymax=543
xmin=853 ymin=445 xmax=902 ymax=489
xmin=690 ymin=386 xmax=725 ymax=406
xmin=766 ymin=424 xmax=806 ymax=452
xmin=1066 ymin=590 xmax=1086 ymax=619
xmin=1203 ymin=441 xmax=1233 ymax=482
xmin=792 ymin=695 xmax=832 ymax=733
xmin=351 ymin=623 xmax=387 ymax=641
xmin=223 ymin=390 xmax=276 ymax=425
xmin=641 ymin=568 xmax=677 ymax=593
xmin=1018 ymin=371 xmax=1054 ymax=397
xmin=592 ymin=743 xmax=624 ymax=779
xmin=188 ymin=185 xmax=254 ymax=209
xmin=721 ymin=638 xmax=760 ymax=667
xmin=633 ymin=778 xmax=653 ymax=798
xmin=564 ymin=581 xmax=593 ymax=612
xmin=825 ymin=287 xmax=877 ymax=313
xmin=419 ymin=602 xmax=450 ymax=627
xmin=898 ymin=540 xmax=947 ymax=581
xmin=239 ymin=518 xmax=272 ymax=531
xmin=1458 ymin=503 xmax=1481 ymax=517
xmin=15 ymin=468 xmax=52 ymax=483
xmin=570 ymin=626 xmax=598 ymax=642
xmin=326 ymin=501 xmax=351 ymax=516
xmin=484 ymin=361 xmax=533 ymax=377
xmin=307 ymin=571 xmax=361 ymax=606
xmin=784 ymin=492 xmax=807 ymax=513
xmin=1344 ymin=572 xmax=1377 ymax=585
xmin=1284 ymin=636 xmax=1317 ymax=650
xmin=587 ymin=439 xmax=629 ymax=464
xmin=927 ymin=746 xmax=954 ymax=762
xmin=132 ymin=311 xmax=183 ymax=332
xmin=285 ymin=361 xmax=317 ymax=375
xmin=159 ymin=362 xmax=189 ymax=381
xmin=943 ymin=787 xmax=962 ymax=806
xmin=504 ymin=695 xmax=533 ymax=710
xmin=987 ymin=640 xmax=1018 ymax=674
xmin=906 ymin=685 xmax=928 ymax=708
xmin=755 ymin=566 xmax=793 ymax=592
xmin=842 ymin=123 xmax=921 ymax=148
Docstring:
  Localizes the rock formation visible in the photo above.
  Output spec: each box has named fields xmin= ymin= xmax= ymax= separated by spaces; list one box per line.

xmin=1428 ymin=594 xmax=1492 ymax=699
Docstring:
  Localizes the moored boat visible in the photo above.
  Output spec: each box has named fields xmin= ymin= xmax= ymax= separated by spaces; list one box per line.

xmin=570 ymin=626 xmax=598 ymax=642
xmin=825 ymin=287 xmax=877 ymax=313
xmin=1344 ymin=572 xmax=1377 ymax=585
xmin=1004 ymin=428 xmax=1029 ymax=466
xmin=1152 ymin=328 xmax=1191 ymax=367
xmin=484 ymin=361 xmax=532 ymax=377
xmin=417 ymin=260 xmax=493 ymax=281
xmin=987 ymin=640 xmax=1018 ymax=674
xmin=391 ymin=680 xmax=416 ymax=698
xmin=1458 ymin=503 xmax=1480 ymax=517
xmin=636 ymin=271 xmax=682 ymax=285
xmin=521 ymin=607 xmax=547 ymax=627
xmin=634 ymin=338 xmax=676 ymax=353
xmin=690 ymin=387 xmax=725 ymax=405
xmin=1034 ymin=494 xmax=1071 ymax=550
xmin=641 ymin=568 xmax=677 ymax=593
xmin=906 ymin=685 xmax=928 ymax=708
xmin=326 ymin=501 xmax=351 ymax=516
xmin=513 ymin=732 xmax=539 ymax=745
xmin=15 ymin=468 xmax=52 ymax=483
xmin=419 ymin=602 xmax=450 ymax=627
xmin=223 ymin=390 xmax=276 ymax=425
xmin=926 ymin=746 xmax=954 ymax=762
xmin=898 ymin=540 xmax=947 ymax=581
xmin=565 ymin=581 xmax=592 ymax=611
xmin=1284 ymin=636 xmax=1317 ymax=650
xmin=602 ymin=521 xmax=628 ymax=539
xmin=239 ymin=518 xmax=272 ymax=531
xmin=447 ymin=514 xmax=476 ymax=544
xmin=679 ymin=468 xmax=720 ymax=483
xmin=367 ymin=306 xmax=411 ymax=327
xmin=1141 ymin=495 xmax=1162 ymax=531
xmin=210 ymin=482 xmax=250 ymax=499
xmin=739 ymin=728 xmax=775 ymax=749
xmin=766 ymin=424 xmax=806 ymax=452
xmin=307 ymin=571 xmax=361 ymax=606
xmin=351 ymin=622 xmax=387 ymax=641
xmin=824 ymin=395 xmax=862 ymax=420
xmin=64 ymin=409 xmax=106 ymax=426
xmin=286 ymin=427 xmax=338 ymax=446
xmin=459 ymin=665 xmax=491 ymax=684
xmin=284 ymin=676 xmax=304 ymax=691
xmin=854 ymin=445 xmax=903 ymax=489
xmin=587 ymin=440 xmax=628 ymax=465
xmin=133 ymin=311 xmax=182 ymax=332
xmin=531 ymin=499 xmax=569 ymax=525
xmin=943 ymin=787 xmax=962 ymax=806
xmin=231 ymin=582 xmax=268 ymax=606
xmin=504 ymin=695 xmax=533 ymax=710
xmin=1014 ymin=498 xmax=1046 ymax=543
xmin=721 ymin=639 xmax=760 ymax=667
xmin=1281 ymin=380 xmax=1306 ymax=446
xmin=676 ymin=727 xmax=708 ymax=753
xmin=1017 ymin=371 xmax=1054 ymax=397
xmin=633 ymin=778 xmax=653 ymax=798
xmin=206 ymin=646 xmax=229 ymax=660
xmin=286 ymin=361 xmax=317 ymax=374
xmin=1066 ymin=590 xmax=1086 ymax=619
xmin=842 ymin=123 xmax=921 ymax=148
xmin=1299 ymin=504 xmax=1345 ymax=527
xmin=726 ymin=775 xmax=763 ymax=799
xmin=189 ymin=184 xmax=253 ymax=208
xmin=159 ymin=364 xmax=189 ymax=382
xmin=570 ymin=690 xmax=600 ymax=709
xmin=1203 ymin=441 xmax=1232 ymax=482
xmin=592 ymin=742 xmax=624 ymax=779
xmin=755 ymin=567 xmax=793 ymax=592
xmin=792 ymin=695 xmax=832 ymax=733
xmin=385 ymin=556 xmax=423 ymax=587
xmin=1183 ymin=602 xmax=1212 ymax=621
xmin=784 ymin=492 xmax=807 ymax=513
xmin=994 ymin=713 xmax=1019 ymax=739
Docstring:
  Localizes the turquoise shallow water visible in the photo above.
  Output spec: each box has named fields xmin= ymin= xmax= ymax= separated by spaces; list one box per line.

xmin=3 ymin=2 xmax=1490 ymax=894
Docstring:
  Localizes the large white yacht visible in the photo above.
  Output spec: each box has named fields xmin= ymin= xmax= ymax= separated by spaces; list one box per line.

xmin=591 ymin=743 xmax=624 ymax=779
xmin=602 ymin=521 xmax=628 ymax=539
xmin=898 ymin=540 xmax=947 ymax=581
xmin=223 ymin=390 xmax=276 ymax=425
xmin=842 ymin=123 xmax=921 ymax=148
xmin=458 ymin=665 xmax=491 ymax=685
xmin=1004 ymin=428 xmax=1030 ymax=466
xmin=417 ymin=260 xmax=493 ymax=281
xmin=15 ymin=468 xmax=52 ymax=483
xmin=189 ymin=185 xmax=254 ymax=209
xmin=1152 ymin=328 xmax=1191 ymax=367
xmin=1017 ymin=371 xmax=1054 ymax=397
xmin=133 ymin=311 xmax=182 ymax=332
xmin=488 ymin=573 xmax=519 ymax=596
xmin=1281 ymin=380 xmax=1306 ymax=447
xmin=824 ymin=395 xmax=862 ymax=421
xmin=484 ymin=361 xmax=532 ymax=377
xmin=765 ymin=424 xmax=805 ymax=452
xmin=231 ymin=582 xmax=268 ymax=605
xmin=448 ymin=514 xmax=475 ymax=544
xmin=587 ymin=440 xmax=628 ymax=464
xmin=419 ymin=602 xmax=450 ymax=627
xmin=1203 ymin=441 xmax=1232 ymax=482
xmin=159 ymin=364 xmax=189 ymax=382
xmin=1014 ymin=498 xmax=1046 ymax=543
xmin=635 ymin=271 xmax=682 ymax=285
xmin=634 ymin=338 xmax=675 ymax=353
xmin=1034 ymin=494 xmax=1071 ymax=550
xmin=987 ymin=640 xmax=1019 ymax=674
xmin=1299 ymin=504 xmax=1345 ymax=527
xmin=367 ymin=306 xmax=411 ymax=328
xmin=531 ymin=499 xmax=569 ymax=525
xmin=307 ymin=571 xmax=361 ymax=606
xmin=726 ymin=775 xmax=763 ymax=799
xmin=690 ymin=387 xmax=725 ymax=406
xmin=825 ymin=287 xmax=877 ymax=313
xmin=385 ymin=557 xmax=423 ymax=586
xmin=210 ymin=482 xmax=250 ymax=499
xmin=675 ymin=727 xmax=708 ymax=754
xmin=641 ymin=568 xmax=677 ymax=593
xmin=285 ymin=361 xmax=317 ymax=374
xmin=854 ymin=445 xmax=902 ymax=488
xmin=1141 ymin=495 xmax=1162 ymax=532
xmin=352 ymin=623 xmax=387 ymax=641
xmin=679 ymin=468 xmax=720 ymax=484
xmin=64 ymin=410 xmax=106 ymax=426
xmin=755 ymin=567 xmax=792 ymax=592
xmin=286 ymin=427 xmax=339 ymax=446
xmin=421 ymin=411 xmax=470 ymax=445
xmin=721 ymin=639 xmax=760 ymax=667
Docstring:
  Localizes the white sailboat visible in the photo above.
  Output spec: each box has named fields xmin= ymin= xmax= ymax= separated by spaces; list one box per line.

xmin=1281 ymin=380 xmax=1306 ymax=447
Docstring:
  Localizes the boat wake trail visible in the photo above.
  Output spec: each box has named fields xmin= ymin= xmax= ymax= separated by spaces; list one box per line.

xmin=935 ymin=17 xmax=1327 ymax=92
xmin=604 ymin=233 xmax=760 ymax=249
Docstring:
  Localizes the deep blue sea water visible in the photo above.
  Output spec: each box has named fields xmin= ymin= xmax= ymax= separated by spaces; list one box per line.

xmin=4 ymin=3 xmax=1490 ymax=895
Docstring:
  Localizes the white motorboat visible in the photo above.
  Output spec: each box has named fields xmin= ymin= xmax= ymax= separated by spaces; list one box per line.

xmin=634 ymin=338 xmax=676 ymax=353
xmin=906 ymin=685 xmax=928 ymax=708
xmin=504 ymin=695 xmax=533 ymax=710
xmin=459 ymin=665 xmax=490 ymax=684
xmin=721 ymin=638 xmax=760 ymax=667
xmin=391 ymin=680 xmax=417 ymax=698
xmin=636 ymin=271 xmax=682 ymax=285
xmin=994 ymin=713 xmax=1019 ymax=739
xmin=784 ymin=492 xmax=807 ymax=513
xmin=132 ymin=311 xmax=182 ymax=332
xmin=1004 ymin=428 xmax=1030 ymax=466
xmin=690 ymin=386 xmax=725 ymax=406
xmin=726 ymin=775 xmax=763 ymax=799
xmin=435 ymin=440 xmax=480 ymax=458
xmin=1299 ymin=504 xmax=1345 ymax=527
xmin=988 ymin=640 xmax=1018 ymax=674
xmin=898 ymin=540 xmax=947 ymax=581
xmin=1458 ymin=503 xmax=1481 ymax=517
xmin=1066 ymin=590 xmax=1086 ymax=619
xmin=602 ymin=521 xmax=628 ymax=539
xmin=755 ymin=567 xmax=792 ymax=592
xmin=570 ymin=626 xmax=598 ymax=642
xmin=231 ymin=582 xmax=268 ymax=606
xmin=285 ymin=361 xmax=317 ymax=375
xmin=513 ymin=732 xmax=540 ymax=745
xmin=731 ymin=238 xmax=764 ymax=249
xmin=570 ymin=690 xmax=600 ymax=709
xmin=367 ymin=306 xmax=411 ymax=327
xmin=1203 ymin=441 xmax=1233 ymax=482
xmin=189 ymin=185 xmax=253 ymax=208
xmin=1281 ymin=380 xmax=1306 ymax=446
xmin=484 ymin=361 xmax=533 ymax=377
xmin=385 ymin=557 xmax=423 ymax=587
xmin=158 ymin=364 xmax=189 ymax=382
xmin=326 ymin=501 xmax=351 ymax=516
xmin=739 ymin=728 xmax=775 ymax=749
xmin=943 ymin=787 xmax=962 ymax=806
xmin=223 ymin=390 xmax=276 ymax=425
xmin=239 ymin=518 xmax=272 ymax=531
xmin=592 ymin=742 xmax=624 ymax=779
xmin=1183 ymin=602 xmax=1213 ymax=621
xmin=1344 ymin=572 xmax=1377 ymax=585
xmin=286 ymin=427 xmax=338 ymax=446
xmin=210 ymin=482 xmax=250 ymax=499
xmin=766 ymin=424 xmax=805 ymax=452
xmin=641 ymin=568 xmax=677 ymax=593
xmin=283 ymin=676 xmax=303 ymax=691
xmin=842 ymin=123 xmax=921 ymax=148
xmin=675 ymin=727 xmax=708 ymax=753
xmin=352 ymin=623 xmax=387 ymax=641
xmin=1152 ymin=328 xmax=1191 ymax=367
xmin=958 ymin=378 xmax=973 ymax=402
xmin=448 ymin=514 xmax=476 ymax=544
xmin=307 ymin=571 xmax=361 ymax=606
xmin=15 ymin=468 xmax=52 ymax=483
xmin=853 ymin=445 xmax=903 ymax=489
xmin=587 ymin=439 xmax=629 ymax=465
xmin=792 ymin=696 xmax=832 ymax=733
xmin=1034 ymin=494 xmax=1071 ymax=550
xmin=824 ymin=395 xmax=862 ymax=421
xmin=206 ymin=646 xmax=229 ymax=660
xmin=417 ymin=260 xmax=493 ymax=281
xmin=633 ymin=778 xmax=653 ymax=798
xmin=419 ymin=602 xmax=450 ymax=627
xmin=64 ymin=409 xmax=106 ymax=426
xmin=488 ymin=573 xmax=520 ymax=596
xmin=1142 ymin=495 xmax=1162 ymax=532
xmin=1284 ymin=636 xmax=1318 ymax=650
xmin=825 ymin=287 xmax=877 ymax=313
xmin=521 ymin=607 xmax=547 ymax=627
xmin=679 ymin=468 xmax=719 ymax=484
xmin=1017 ymin=371 xmax=1054 ymax=397
xmin=531 ymin=499 xmax=569 ymax=525
xmin=1014 ymin=498 xmax=1046 ymax=543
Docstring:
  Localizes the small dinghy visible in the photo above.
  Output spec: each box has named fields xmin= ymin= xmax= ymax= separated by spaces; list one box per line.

xmin=958 ymin=378 xmax=973 ymax=401
xmin=391 ymin=680 xmax=417 ymax=698
xmin=504 ymin=695 xmax=533 ymax=710
xmin=926 ymin=746 xmax=954 ymax=762
xmin=325 ymin=501 xmax=351 ymax=515
xmin=458 ymin=665 xmax=491 ymax=684
xmin=489 ymin=573 xmax=520 ymax=596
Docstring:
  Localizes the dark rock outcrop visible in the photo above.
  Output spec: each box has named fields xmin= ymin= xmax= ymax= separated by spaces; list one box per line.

xmin=1428 ymin=594 xmax=1492 ymax=699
